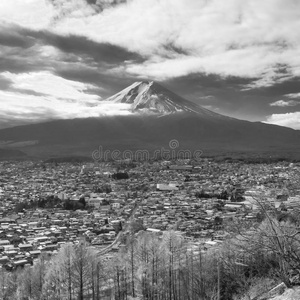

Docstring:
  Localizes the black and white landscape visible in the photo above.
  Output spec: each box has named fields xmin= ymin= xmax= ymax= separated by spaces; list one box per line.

xmin=1 ymin=1 xmax=300 ymax=300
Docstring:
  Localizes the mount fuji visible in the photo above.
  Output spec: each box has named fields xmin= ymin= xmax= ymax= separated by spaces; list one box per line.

xmin=106 ymin=80 xmax=221 ymax=117
xmin=0 ymin=81 xmax=300 ymax=160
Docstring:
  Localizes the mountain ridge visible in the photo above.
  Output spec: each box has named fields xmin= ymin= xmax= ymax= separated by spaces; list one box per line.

xmin=0 ymin=81 xmax=299 ymax=159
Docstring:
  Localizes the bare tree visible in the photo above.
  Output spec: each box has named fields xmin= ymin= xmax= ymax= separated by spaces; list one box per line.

xmin=43 ymin=243 xmax=75 ymax=299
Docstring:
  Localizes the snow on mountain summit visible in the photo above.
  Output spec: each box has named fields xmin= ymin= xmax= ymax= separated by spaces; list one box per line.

xmin=105 ymin=81 xmax=221 ymax=117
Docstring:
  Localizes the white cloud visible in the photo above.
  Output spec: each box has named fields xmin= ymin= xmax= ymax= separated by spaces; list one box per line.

xmin=265 ymin=112 xmax=300 ymax=129
xmin=0 ymin=71 xmax=133 ymax=127
xmin=2 ymin=71 xmax=100 ymax=104
xmin=2 ymin=0 xmax=300 ymax=85
xmin=52 ymin=0 xmax=300 ymax=84
xmin=285 ymin=92 xmax=300 ymax=99
xmin=0 ymin=0 xmax=55 ymax=29
xmin=123 ymin=46 xmax=283 ymax=80
xmin=0 ymin=89 xmax=132 ymax=128
xmin=270 ymin=100 xmax=299 ymax=107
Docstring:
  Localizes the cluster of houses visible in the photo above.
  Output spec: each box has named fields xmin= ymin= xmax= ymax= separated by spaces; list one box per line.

xmin=0 ymin=209 xmax=123 ymax=270
xmin=0 ymin=159 xmax=299 ymax=268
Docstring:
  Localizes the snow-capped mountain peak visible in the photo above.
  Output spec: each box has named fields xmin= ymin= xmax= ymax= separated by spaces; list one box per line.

xmin=105 ymin=81 xmax=221 ymax=117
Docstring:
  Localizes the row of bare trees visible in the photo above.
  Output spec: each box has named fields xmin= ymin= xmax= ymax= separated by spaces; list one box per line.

xmin=0 ymin=243 xmax=113 ymax=300
xmin=0 ymin=255 xmax=47 ymax=300
xmin=111 ymin=231 xmax=223 ymax=300
xmin=2 ymin=202 xmax=300 ymax=299
xmin=0 ymin=233 xmax=221 ymax=300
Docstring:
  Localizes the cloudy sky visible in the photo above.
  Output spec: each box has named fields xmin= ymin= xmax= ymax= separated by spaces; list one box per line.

xmin=1 ymin=0 xmax=300 ymax=130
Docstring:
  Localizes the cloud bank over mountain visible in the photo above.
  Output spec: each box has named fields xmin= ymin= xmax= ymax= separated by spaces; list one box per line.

xmin=0 ymin=0 xmax=300 ymax=129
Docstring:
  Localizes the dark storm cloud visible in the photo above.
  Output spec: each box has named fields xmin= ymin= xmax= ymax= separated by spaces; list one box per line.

xmin=0 ymin=30 xmax=35 ymax=49
xmin=0 ymin=23 xmax=144 ymax=100
xmin=0 ymin=25 xmax=50 ymax=74
xmin=0 ymin=56 xmax=48 ymax=74
xmin=32 ymin=31 xmax=145 ymax=65
xmin=5 ymin=24 xmax=145 ymax=68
